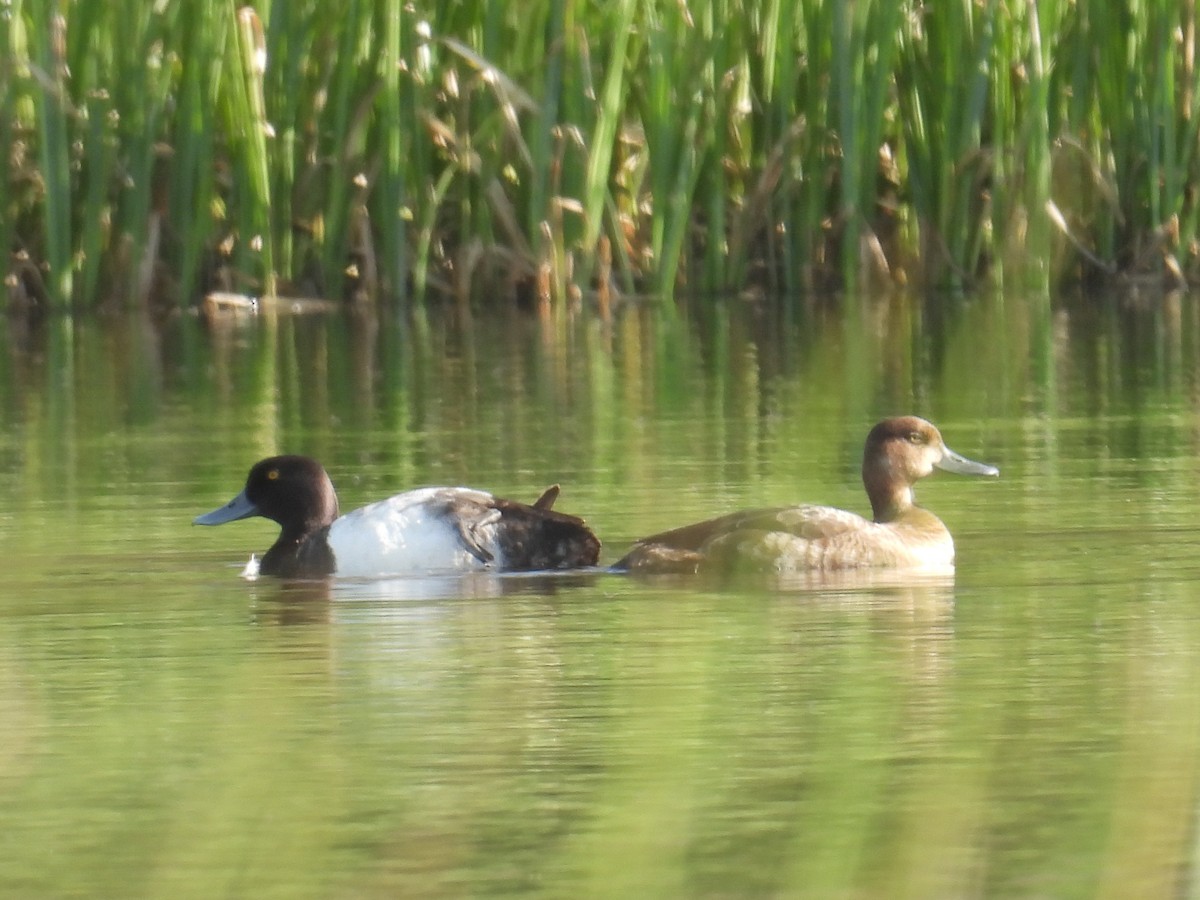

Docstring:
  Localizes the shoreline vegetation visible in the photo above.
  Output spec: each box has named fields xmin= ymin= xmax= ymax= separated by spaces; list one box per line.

xmin=3 ymin=1 xmax=1198 ymax=312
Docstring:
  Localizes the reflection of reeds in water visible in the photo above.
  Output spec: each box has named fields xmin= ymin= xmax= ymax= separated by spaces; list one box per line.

xmin=0 ymin=288 xmax=1189 ymax=517
xmin=4 ymin=3 xmax=1200 ymax=310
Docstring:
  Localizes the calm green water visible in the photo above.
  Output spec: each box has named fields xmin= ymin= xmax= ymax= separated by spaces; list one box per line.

xmin=2 ymin=292 xmax=1200 ymax=898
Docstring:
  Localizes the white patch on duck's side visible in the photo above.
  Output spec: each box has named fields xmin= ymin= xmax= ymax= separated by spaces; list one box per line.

xmin=899 ymin=532 xmax=956 ymax=570
xmin=326 ymin=487 xmax=507 ymax=577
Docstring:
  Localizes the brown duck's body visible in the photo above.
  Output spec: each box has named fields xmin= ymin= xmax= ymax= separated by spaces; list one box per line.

xmin=616 ymin=417 xmax=997 ymax=575
xmin=618 ymin=505 xmax=956 ymax=574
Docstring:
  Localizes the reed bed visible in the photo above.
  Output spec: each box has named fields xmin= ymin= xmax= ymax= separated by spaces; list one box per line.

xmin=3 ymin=0 xmax=1199 ymax=310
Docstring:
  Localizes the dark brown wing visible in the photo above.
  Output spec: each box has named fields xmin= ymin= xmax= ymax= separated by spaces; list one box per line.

xmin=490 ymin=493 xmax=601 ymax=569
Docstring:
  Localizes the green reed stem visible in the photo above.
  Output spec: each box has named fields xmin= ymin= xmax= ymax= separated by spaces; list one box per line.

xmin=29 ymin=3 xmax=72 ymax=305
xmin=582 ymin=0 xmax=636 ymax=265
xmin=167 ymin=2 xmax=222 ymax=302
xmin=375 ymin=1 xmax=408 ymax=303
xmin=0 ymin=12 xmax=14 ymax=287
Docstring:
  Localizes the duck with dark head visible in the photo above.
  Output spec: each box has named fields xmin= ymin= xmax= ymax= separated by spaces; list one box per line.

xmin=195 ymin=455 xmax=601 ymax=578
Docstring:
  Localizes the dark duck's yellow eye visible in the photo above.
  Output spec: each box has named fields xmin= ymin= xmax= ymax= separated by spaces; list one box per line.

xmin=267 ymin=469 xmax=280 ymax=480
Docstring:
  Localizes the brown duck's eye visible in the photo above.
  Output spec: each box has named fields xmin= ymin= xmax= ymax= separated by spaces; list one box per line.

xmin=267 ymin=469 xmax=280 ymax=480
xmin=908 ymin=431 xmax=925 ymax=444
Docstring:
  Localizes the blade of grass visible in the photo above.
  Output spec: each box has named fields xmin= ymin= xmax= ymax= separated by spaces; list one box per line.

xmin=28 ymin=3 xmax=72 ymax=304
xmin=581 ymin=0 xmax=636 ymax=266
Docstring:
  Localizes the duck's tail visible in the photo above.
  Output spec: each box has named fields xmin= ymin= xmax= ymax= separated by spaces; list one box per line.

xmin=492 ymin=489 xmax=601 ymax=569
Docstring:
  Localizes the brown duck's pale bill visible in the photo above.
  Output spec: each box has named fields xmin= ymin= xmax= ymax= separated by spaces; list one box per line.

xmin=936 ymin=446 xmax=1000 ymax=477
xmin=193 ymin=489 xmax=260 ymax=526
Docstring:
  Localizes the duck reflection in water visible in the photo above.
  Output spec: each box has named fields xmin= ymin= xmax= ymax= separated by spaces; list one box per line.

xmin=246 ymin=569 xmax=603 ymax=625
xmin=615 ymin=416 xmax=998 ymax=575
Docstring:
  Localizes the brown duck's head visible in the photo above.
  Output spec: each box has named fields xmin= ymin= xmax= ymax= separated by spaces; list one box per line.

xmin=862 ymin=416 xmax=998 ymax=522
